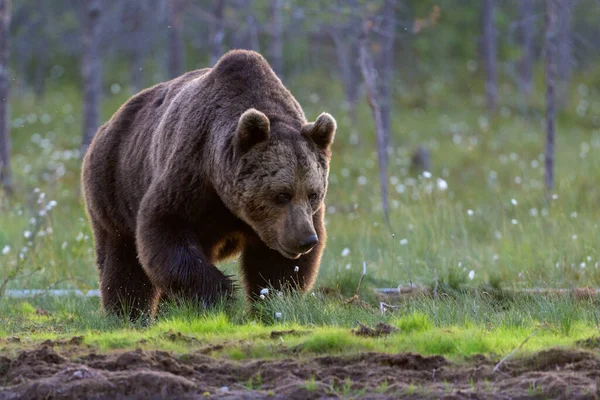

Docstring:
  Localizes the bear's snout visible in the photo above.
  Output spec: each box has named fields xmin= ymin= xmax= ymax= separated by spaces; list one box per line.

xmin=297 ymin=234 xmax=318 ymax=253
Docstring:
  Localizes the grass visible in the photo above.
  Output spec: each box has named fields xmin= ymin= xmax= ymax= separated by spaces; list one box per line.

xmin=1 ymin=291 xmax=600 ymax=360
xmin=1 ymin=65 xmax=600 ymax=360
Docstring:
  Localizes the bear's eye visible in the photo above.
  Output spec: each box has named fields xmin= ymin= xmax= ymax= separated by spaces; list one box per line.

xmin=308 ymin=193 xmax=319 ymax=203
xmin=275 ymin=192 xmax=292 ymax=205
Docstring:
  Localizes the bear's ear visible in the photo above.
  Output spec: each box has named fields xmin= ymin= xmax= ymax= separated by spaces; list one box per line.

xmin=235 ymin=108 xmax=270 ymax=153
xmin=302 ymin=113 xmax=336 ymax=151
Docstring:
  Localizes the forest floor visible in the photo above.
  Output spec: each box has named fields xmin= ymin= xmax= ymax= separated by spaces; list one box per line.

xmin=2 ymin=332 xmax=600 ymax=399
xmin=2 ymin=293 xmax=600 ymax=399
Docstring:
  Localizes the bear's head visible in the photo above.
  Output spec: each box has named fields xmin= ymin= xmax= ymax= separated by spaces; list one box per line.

xmin=232 ymin=108 xmax=336 ymax=259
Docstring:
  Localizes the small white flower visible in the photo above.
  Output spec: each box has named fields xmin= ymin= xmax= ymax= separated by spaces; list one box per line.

xmin=495 ymin=231 xmax=502 ymax=240
xmin=294 ymin=266 xmax=299 ymax=272
xmin=467 ymin=209 xmax=474 ymax=216
xmin=587 ymin=256 xmax=592 ymax=262
xmin=552 ymin=194 xmax=559 ymax=200
xmin=260 ymin=288 xmax=269 ymax=295
xmin=511 ymin=219 xmax=518 ymax=225
xmin=23 ymin=231 xmax=32 ymax=239
xmin=357 ymin=176 xmax=367 ymax=185
xmin=572 ymin=234 xmax=578 ymax=241
xmin=511 ymin=198 xmax=518 ymax=206
xmin=1 ymin=245 xmax=9 ymax=255
xmin=345 ymin=263 xmax=351 ymax=270
xmin=493 ymin=254 xmax=499 ymax=261
xmin=341 ymin=248 xmax=350 ymax=257
xmin=399 ymin=238 xmax=408 ymax=245
xmin=275 ymin=312 xmax=282 ymax=319
xmin=570 ymin=212 xmax=578 ymax=219
xmin=436 ymin=178 xmax=448 ymax=191
xmin=395 ymin=184 xmax=406 ymax=194
xmin=580 ymin=262 xmax=586 ymax=269
xmin=259 ymin=294 xmax=265 ymax=300
xmin=529 ymin=208 xmax=538 ymax=217
xmin=39 ymin=209 xmax=46 ymax=217
xmin=422 ymin=171 xmax=432 ymax=179
xmin=61 ymin=241 xmax=68 ymax=250
xmin=458 ymin=261 xmax=463 ymax=267
xmin=468 ymin=270 xmax=475 ymax=280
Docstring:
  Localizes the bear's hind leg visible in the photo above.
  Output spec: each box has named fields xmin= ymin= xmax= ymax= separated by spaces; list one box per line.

xmin=98 ymin=232 xmax=159 ymax=321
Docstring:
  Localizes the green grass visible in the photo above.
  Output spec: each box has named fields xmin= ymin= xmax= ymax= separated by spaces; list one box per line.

xmin=1 ymin=292 xmax=600 ymax=360
xmin=2 ymin=67 xmax=600 ymax=360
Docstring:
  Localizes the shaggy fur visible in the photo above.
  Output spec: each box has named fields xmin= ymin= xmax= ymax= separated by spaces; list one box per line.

xmin=81 ymin=50 xmax=336 ymax=319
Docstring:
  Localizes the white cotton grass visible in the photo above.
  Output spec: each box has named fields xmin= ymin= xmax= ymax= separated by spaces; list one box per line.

xmin=341 ymin=248 xmax=350 ymax=257
xmin=436 ymin=178 xmax=448 ymax=191
xmin=1 ymin=245 xmax=9 ymax=255
xmin=260 ymin=288 xmax=269 ymax=295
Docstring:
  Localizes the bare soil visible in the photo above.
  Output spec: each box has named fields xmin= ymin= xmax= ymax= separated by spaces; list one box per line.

xmin=1 ymin=341 xmax=599 ymax=399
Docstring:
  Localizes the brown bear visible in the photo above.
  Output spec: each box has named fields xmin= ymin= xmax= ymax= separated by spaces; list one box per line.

xmin=81 ymin=50 xmax=336 ymax=320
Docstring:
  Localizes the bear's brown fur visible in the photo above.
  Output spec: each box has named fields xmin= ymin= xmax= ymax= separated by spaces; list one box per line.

xmin=81 ymin=50 xmax=336 ymax=319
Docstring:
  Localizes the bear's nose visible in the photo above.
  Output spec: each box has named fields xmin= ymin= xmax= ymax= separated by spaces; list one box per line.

xmin=297 ymin=234 xmax=318 ymax=253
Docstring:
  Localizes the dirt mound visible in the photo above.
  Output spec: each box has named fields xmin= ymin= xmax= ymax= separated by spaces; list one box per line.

xmin=1 ymin=345 xmax=599 ymax=399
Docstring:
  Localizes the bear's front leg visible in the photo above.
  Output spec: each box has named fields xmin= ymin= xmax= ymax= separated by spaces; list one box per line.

xmin=136 ymin=197 xmax=234 ymax=308
xmin=240 ymin=209 xmax=325 ymax=299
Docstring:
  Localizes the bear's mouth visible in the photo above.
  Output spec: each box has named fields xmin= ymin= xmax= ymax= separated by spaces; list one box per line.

xmin=280 ymin=248 xmax=302 ymax=260
xmin=278 ymin=244 xmax=302 ymax=260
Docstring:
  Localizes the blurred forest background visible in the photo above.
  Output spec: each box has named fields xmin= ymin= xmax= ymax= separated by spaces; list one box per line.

xmin=1 ymin=0 xmax=600 ymax=295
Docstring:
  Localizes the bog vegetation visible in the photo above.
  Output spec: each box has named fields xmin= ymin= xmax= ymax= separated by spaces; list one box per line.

xmin=1 ymin=0 xmax=600 ymax=360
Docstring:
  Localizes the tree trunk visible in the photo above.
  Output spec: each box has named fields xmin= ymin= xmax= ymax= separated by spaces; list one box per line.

xmin=329 ymin=30 xmax=361 ymax=117
xmin=518 ymin=0 xmax=534 ymax=96
xmin=269 ymin=0 xmax=283 ymax=78
xmin=545 ymin=0 xmax=558 ymax=192
xmin=168 ymin=0 xmax=185 ymax=78
xmin=557 ymin=0 xmax=572 ymax=107
xmin=80 ymin=0 xmax=101 ymax=155
xmin=482 ymin=0 xmax=497 ymax=112
xmin=129 ymin=4 xmax=143 ymax=94
xmin=209 ymin=0 xmax=225 ymax=66
xmin=0 ymin=0 xmax=11 ymax=193
xmin=374 ymin=0 xmax=396 ymax=153
xmin=359 ymin=22 xmax=389 ymax=222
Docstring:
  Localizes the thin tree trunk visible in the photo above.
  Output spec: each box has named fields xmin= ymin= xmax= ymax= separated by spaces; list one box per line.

xmin=269 ymin=0 xmax=283 ymax=78
xmin=0 ymin=0 xmax=12 ymax=193
xmin=209 ymin=0 xmax=225 ymax=66
xmin=329 ymin=30 xmax=361 ymax=116
xmin=545 ymin=0 xmax=558 ymax=191
xmin=80 ymin=0 xmax=101 ymax=155
xmin=359 ymin=22 xmax=389 ymax=222
xmin=482 ymin=0 xmax=497 ymax=112
xmin=129 ymin=4 xmax=143 ymax=93
xmin=168 ymin=0 xmax=185 ymax=78
xmin=518 ymin=0 xmax=534 ymax=96
xmin=374 ymin=0 xmax=396 ymax=152
xmin=247 ymin=10 xmax=259 ymax=52
xmin=557 ymin=0 xmax=572 ymax=107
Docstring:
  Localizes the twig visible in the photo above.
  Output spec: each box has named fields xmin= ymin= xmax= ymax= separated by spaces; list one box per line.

xmin=379 ymin=302 xmax=401 ymax=314
xmin=493 ymin=329 xmax=539 ymax=372
xmin=433 ymin=268 xmax=439 ymax=300
xmin=355 ymin=261 xmax=367 ymax=297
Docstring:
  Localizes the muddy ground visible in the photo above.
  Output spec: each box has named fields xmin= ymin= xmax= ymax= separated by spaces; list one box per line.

xmin=1 ymin=341 xmax=599 ymax=399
